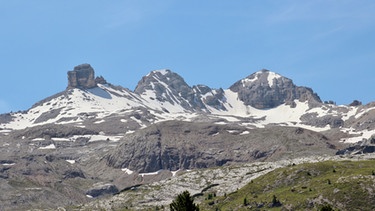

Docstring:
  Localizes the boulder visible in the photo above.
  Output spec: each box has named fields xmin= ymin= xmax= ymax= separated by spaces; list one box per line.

xmin=86 ymin=183 xmax=119 ymax=198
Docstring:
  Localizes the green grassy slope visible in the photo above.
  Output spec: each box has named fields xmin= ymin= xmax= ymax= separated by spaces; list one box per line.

xmin=200 ymin=160 xmax=375 ymax=211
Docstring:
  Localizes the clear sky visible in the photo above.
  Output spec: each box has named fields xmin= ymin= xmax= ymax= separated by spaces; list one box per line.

xmin=1 ymin=1 xmax=374 ymax=114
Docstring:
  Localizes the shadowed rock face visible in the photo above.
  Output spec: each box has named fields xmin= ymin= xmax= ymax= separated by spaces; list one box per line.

xmin=67 ymin=64 xmax=97 ymax=89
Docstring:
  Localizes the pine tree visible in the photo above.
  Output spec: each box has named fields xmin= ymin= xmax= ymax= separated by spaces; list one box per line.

xmin=170 ymin=190 xmax=199 ymax=211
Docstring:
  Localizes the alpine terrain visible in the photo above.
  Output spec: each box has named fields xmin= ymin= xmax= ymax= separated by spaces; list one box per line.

xmin=0 ymin=64 xmax=374 ymax=210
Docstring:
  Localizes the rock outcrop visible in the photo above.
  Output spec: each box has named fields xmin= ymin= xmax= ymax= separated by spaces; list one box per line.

xmin=67 ymin=64 xmax=97 ymax=89
xmin=86 ymin=183 xmax=119 ymax=198
xmin=106 ymin=121 xmax=337 ymax=173
xmin=336 ymin=135 xmax=375 ymax=155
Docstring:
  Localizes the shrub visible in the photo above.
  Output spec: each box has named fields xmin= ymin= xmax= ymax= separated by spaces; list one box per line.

xmin=320 ymin=204 xmax=334 ymax=211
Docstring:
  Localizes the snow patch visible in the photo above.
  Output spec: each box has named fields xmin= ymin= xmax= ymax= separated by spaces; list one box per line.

xmin=66 ymin=160 xmax=76 ymax=164
xmin=125 ymin=130 xmax=135 ymax=134
xmin=227 ymin=130 xmax=239 ymax=134
xmin=241 ymin=77 xmax=257 ymax=87
xmin=140 ymin=171 xmax=160 ymax=177
xmin=121 ymin=168 xmax=134 ymax=174
xmin=240 ymin=131 xmax=250 ymax=135
xmin=32 ymin=138 xmax=45 ymax=141
xmin=39 ymin=144 xmax=56 ymax=150
xmin=0 ymin=129 xmax=12 ymax=133
xmin=130 ymin=116 xmax=146 ymax=128
xmin=341 ymin=129 xmax=375 ymax=143
xmin=172 ymin=170 xmax=180 ymax=177
xmin=355 ymin=107 xmax=375 ymax=119
xmin=51 ymin=137 xmax=70 ymax=142
xmin=2 ymin=162 xmax=15 ymax=166
xmin=267 ymin=71 xmax=282 ymax=87
xmin=211 ymin=132 xmax=219 ymax=136
xmin=214 ymin=122 xmax=227 ymax=125
xmin=88 ymin=135 xmax=122 ymax=142
xmin=155 ymin=69 xmax=170 ymax=75
xmin=94 ymin=119 xmax=105 ymax=124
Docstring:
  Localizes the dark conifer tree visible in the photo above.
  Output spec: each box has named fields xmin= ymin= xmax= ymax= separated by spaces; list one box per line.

xmin=170 ymin=190 xmax=199 ymax=211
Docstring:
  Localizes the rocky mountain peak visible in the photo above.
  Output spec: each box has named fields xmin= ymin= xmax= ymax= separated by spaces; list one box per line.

xmin=134 ymin=69 xmax=207 ymax=111
xmin=230 ymin=69 xmax=322 ymax=109
xmin=136 ymin=69 xmax=185 ymax=88
xmin=67 ymin=64 xmax=97 ymax=89
xmin=238 ymin=69 xmax=285 ymax=88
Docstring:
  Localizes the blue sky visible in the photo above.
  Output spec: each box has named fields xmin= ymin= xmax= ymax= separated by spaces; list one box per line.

xmin=1 ymin=1 xmax=374 ymax=114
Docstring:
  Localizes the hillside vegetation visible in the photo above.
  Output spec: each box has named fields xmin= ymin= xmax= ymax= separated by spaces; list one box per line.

xmin=200 ymin=159 xmax=375 ymax=210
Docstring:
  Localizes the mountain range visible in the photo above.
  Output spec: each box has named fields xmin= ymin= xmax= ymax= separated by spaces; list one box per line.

xmin=0 ymin=63 xmax=374 ymax=210
xmin=1 ymin=64 xmax=374 ymax=138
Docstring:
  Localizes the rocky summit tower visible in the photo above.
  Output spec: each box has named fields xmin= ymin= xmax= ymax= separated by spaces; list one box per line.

xmin=67 ymin=63 xmax=97 ymax=89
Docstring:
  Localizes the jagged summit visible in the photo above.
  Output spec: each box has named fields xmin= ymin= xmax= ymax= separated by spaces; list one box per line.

xmin=135 ymin=69 xmax=188 ymax=94
xmin=147 ymin=69 xmax=172 ymax=76
xmin=134 ymin=69 xmax=208 ymax=111
xmin=229 ymin=69 xmax=322 ymax=109
xmin=251 ymin=69 xmax=283 ymax=87
xmin=235 ymin=69 xmax=285 ymax=89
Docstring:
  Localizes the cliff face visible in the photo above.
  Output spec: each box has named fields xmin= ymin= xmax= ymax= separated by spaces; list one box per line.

xmin=67 ymin=64 xmax=97 ymax=89
xmin=106 ymin=121 xmax=337 ymax=173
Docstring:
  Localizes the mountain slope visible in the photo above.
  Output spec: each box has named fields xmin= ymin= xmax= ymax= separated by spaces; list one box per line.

xmin=1 ymin=64 xmax=374 ymax=143
xmin=202 ymin=159 xmax=375 ymax=210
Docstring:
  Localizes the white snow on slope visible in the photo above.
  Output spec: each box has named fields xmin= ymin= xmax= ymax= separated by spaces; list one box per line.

xmin=121 ymin=168 xmax=134 ymax=174
xmin=1 ymin=78 xmax=374 ymax=144
xmin=340 ymin=128 xmax=375 ymax=143
xmin=355 ymin=107 xmax=375 ymax=119
xmin=241 ymin=77 xmax=257 ymax=87
xmin=241 ymin=71 xmax=282 ymax=88
xmin=39 ymin=144 xmax=56 ymax=150
xmin=267 ymin=71 xmax=282 ymax=87
xmin=2 ymin=84 xmax=174 ymax=130
xmin=66 ymin=160 xmax=76 ymax=164
xmin=208 ymin=89 xmax=332 ymax=131
xmin=210 ymin=89 xmax=308 ymax=124
xmin=2 ymin=162 xmax=15 ymax=166
xmin=140 ymin=171 xmax=160 ymax=177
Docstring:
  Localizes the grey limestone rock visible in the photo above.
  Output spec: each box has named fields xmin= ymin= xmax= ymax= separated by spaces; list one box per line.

xmin=193 ymin=85 xmax=227 ymax=111
xmin=300 ymin=113 xmax=344 ymax=128
xmin=229 ymin=69 xmax=322 ymax=109
xmin=67 ymin=64 xmax=97 ymax=89
xmin=106 ymin=121 xmax=337 ymax=173
xmin=134 ymin=69 xmax=227 ymax=111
